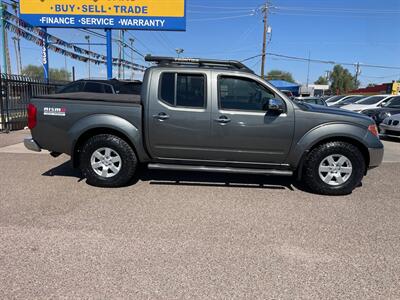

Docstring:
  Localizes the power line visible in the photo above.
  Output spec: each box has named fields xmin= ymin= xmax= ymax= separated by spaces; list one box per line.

xmin=78 ymin=28 xmax=146 ymax=58
xmin=125 ymin=31 xmax=153 ymax=54
xmin=189 ymin=4 xmax=257 ymax=10
xmin=241 ymin=53 xmax=400 ymax=70
xmin=189 ymin=14 xmax=256 ymax=22
xmin=273 ymin=6 xmax=400 ymax=14
xmin=271 ymin=11 xmax=396 ymax=19
xmin=188 ymin=10 xmax=256 ymax=15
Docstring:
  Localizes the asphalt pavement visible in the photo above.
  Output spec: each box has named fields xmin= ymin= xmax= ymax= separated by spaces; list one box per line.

xmin=1 ymin=130 xmax=400 ymax=299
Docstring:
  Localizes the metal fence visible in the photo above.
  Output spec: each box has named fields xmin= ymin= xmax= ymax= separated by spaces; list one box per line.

xmin=0 ymin=74 xmax=67 ymax=131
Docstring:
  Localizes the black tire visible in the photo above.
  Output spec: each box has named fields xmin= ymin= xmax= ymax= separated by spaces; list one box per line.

xmin=302 ymin=141 xmax=366 ymax=196
xmin=80 ymin=134 xmax=137 ymax=187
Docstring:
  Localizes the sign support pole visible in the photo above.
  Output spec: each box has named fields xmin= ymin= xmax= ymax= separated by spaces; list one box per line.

xmin=42 ymin=27 xmax=49 ymax=82
xmin=106 ymin=29 xmax=113 ymax=80
xmin=0 ymin=0 xmax=8 ymax=74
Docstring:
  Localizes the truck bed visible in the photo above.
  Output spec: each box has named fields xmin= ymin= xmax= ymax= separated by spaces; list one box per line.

xmin=30 ymin=93 xmax=144 ymax=156
xmin=37 ymin=92 xmax=142 ymax=104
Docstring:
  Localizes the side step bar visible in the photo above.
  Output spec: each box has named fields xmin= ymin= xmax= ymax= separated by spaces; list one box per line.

xmin=148 ymin=163 xmax=293 ymax=176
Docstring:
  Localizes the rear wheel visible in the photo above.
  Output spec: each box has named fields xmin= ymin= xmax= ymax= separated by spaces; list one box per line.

xmin=80 ymin=134 xmax=137 ymax=187
xmin=303 ymin=141 xmax=366 ymax=195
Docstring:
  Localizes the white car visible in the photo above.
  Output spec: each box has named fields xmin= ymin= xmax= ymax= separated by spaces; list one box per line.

xmin=326 ymin=95 xmax=361 ymax=107
xmin=341 ymin=94 xmax=394 ymax=112
xmin=380 ymin=114 xmax=400 ymax=138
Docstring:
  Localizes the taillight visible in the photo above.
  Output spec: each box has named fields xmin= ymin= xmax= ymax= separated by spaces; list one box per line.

xmin=368 ymin=124 xmax=379 ymax=137
xmin=27 ymin=103 xmax=37 ymax=129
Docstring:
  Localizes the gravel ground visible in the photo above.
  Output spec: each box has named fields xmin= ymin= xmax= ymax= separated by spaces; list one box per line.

xmin=0 ymin=143 xmax=400 ymax=299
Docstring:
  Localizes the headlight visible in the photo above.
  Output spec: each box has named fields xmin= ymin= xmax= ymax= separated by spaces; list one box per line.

xmin=379 ymin=112 xmax=391 ymax=119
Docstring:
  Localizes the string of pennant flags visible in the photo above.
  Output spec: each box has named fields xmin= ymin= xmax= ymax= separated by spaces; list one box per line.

xmin=2 ymin=9 xmax=147 ymax=72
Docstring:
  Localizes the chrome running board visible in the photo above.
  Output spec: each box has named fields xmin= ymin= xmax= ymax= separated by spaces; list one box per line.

xmin=148 ymin=163 xmax=293 ymax=176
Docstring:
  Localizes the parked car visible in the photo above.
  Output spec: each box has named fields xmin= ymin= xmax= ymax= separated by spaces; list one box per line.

xmin=320 ymin=95 xmax=333 ymax=101
xmin=362 ymin=95 xmax=400 ymax=129
xmin=57 ymin=79 xmax=142 ymax=95
xmin=341 ymin=94 xmax=394 ymax=112
xmin=325 ymin=95 xmax=350 ymax=106
xmin=294 ymin=97 xmax=327 ymax=106
xmin=326 ymin=95 xmax=361 ymax=107
xmin=380 ymin=114 xmax=400 ymax=138
xmin=24 ymin=55 xmax=383 ymax=195
xmin=330 ymin=95 xmax=367 ymax=108
xmin=281 ymin=90 xmax=295 ymax=99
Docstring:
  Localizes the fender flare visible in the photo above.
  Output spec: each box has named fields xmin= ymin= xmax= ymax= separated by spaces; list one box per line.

xmin=67 ymin=114 xmax=149 ymax=162
xmin=288 ymin=122 xmax=369 ymax=172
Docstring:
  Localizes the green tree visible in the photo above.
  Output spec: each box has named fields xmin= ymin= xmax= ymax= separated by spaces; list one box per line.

xmin=22 ymin=65 xmax=71 ymax=81
xmin=265 ymin=70 xmax=296 ymax=83
xmin=329 ymin=65 xmax=358 ymax=94
xmin=314 ymin=76 xmax=328 ymax=85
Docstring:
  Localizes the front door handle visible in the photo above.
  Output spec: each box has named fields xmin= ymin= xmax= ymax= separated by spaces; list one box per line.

xmin=153 ymin=112 xmax=170 ymax=121
xmin=215 ymin=116 xmax=231 ymax=124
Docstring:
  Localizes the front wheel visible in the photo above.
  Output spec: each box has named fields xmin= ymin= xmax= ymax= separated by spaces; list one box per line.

xmin=302 ymin=141 xmax=366 ymax=195
xmin=80 ymin=134 xmax=137 ymax=187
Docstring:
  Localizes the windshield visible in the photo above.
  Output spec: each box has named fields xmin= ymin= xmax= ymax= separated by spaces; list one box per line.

xmin=326 ymin=95 xmax=344 ymax=103
xmin=383 ymin=96 xmax=400 ymax=108
xmin=340 ymin=96 xmax=365 ymax=105
xmin=356 ymin=96 xmax=386 ymax=105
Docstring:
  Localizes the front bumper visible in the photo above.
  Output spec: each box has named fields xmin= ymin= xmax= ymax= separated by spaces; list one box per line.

xmin=24 ymin=137 xmax=41 ymax=152
xmin=380 ymin=124 xmax=400 ymax=137
xmin=368 ymin=146 xmax=384 ymax=168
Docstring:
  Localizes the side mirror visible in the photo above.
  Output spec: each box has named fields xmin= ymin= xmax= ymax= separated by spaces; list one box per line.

xmin=268 ymin=98 xmax=285 ymax=113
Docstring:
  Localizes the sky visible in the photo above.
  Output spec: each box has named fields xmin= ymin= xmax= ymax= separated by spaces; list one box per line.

xmin=2 ymin=0 xmax=400 ymax=86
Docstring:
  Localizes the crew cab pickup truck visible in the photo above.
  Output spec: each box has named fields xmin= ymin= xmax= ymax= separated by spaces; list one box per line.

xmin=25 ymin=56 xmax=384 ymax=195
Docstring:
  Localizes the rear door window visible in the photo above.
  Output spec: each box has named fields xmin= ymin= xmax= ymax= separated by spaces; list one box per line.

xmin=159 ymin=73 xmax=206 ymax=108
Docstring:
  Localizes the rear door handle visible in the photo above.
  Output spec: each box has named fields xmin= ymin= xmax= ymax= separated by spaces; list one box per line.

xmin=215 ymin=116 xmax=231 ymax=124
xmin=153 ymin=112 xmax=170 ymax=121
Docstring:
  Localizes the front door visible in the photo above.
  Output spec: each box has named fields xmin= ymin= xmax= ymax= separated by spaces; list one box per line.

xmin=147 ymin=70 xmax=213 ymax=161
xmin=210 ymin=74 xmax=295 ymax=165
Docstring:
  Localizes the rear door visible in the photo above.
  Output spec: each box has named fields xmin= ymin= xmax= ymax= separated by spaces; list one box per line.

xmin=146 ymin=69 xmax=213 ymax=160
xmin=210 ymin=72 xmax=295 ymax=164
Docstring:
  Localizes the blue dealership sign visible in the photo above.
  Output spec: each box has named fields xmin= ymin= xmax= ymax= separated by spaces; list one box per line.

xmin=20 ymin=0 xmax=186 ymax=31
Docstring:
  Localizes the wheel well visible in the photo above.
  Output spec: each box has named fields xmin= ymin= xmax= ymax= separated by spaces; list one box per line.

xmin=296 ymin=136 xmax=370 ymax=180
xmin=72 ymin=127 xmax=136 ymax=168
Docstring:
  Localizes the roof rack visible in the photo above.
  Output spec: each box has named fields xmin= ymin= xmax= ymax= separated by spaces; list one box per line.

xmin=145 ymin=55 xmax=254 ymax=73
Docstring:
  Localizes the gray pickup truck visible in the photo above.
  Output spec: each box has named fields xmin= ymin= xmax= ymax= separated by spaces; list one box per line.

xmin=25 ymin=56 xmax=384 ymax=195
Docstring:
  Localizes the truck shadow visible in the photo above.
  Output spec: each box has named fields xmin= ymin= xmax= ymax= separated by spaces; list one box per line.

xmin=42 ymin=161 xmax=302 ymax=191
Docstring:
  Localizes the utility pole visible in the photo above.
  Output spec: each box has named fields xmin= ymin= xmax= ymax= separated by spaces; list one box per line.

xmin=260 ymin=2 xmax=269 ymax=79
xmin=0 ymin=0 xmax=8 ymax=74
xmin=12 ymin=37 xmax=21 ymax=75
xmin=129 ymin=38 xmax=135 ymax=80
xmin=118 ymin=30 xmax=122 ymax=79
xmin=85 ymin=35 xmax=91 ymax=79
xmin=306 ymin=51 xmax=311 ymax=87
xmin=121 ymin=30 xmax=125 ymax=80
xmin=12 ymin=2 xmax=22 ymax=74
xmin=354 ymin=62 xmax=361 ymax=87
xmin=325 ymin=70 xmax=330 ymax=81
